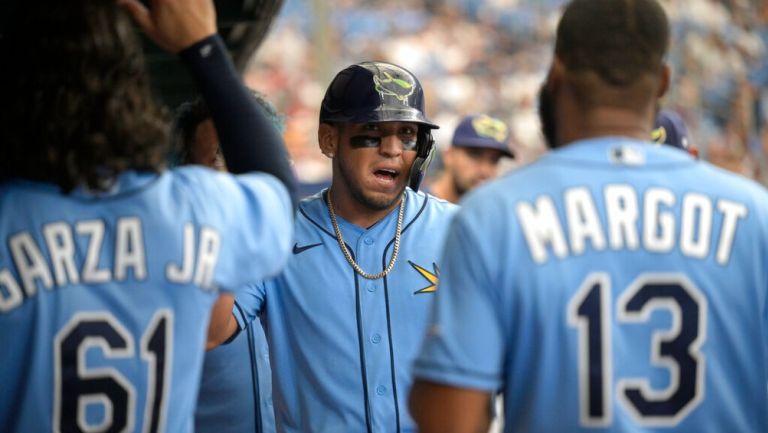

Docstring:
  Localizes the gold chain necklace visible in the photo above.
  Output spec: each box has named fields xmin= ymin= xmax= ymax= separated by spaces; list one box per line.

xmin=326 ymin=189 xmax=405 ymax=280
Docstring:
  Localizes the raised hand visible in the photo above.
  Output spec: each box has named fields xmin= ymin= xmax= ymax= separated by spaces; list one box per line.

xmin=118 ymin=0 xmax=217 ymax=53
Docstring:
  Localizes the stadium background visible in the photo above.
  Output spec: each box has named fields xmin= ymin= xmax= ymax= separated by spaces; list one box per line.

xmin=234 ymin=0 xmax=768 ymax=191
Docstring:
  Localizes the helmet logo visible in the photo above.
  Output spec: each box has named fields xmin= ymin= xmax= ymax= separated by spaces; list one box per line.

xmin=472 ymin=115 xmax=508 ymax=142
xmin=373 ymin=71 xmax=415 ymax=103
xmin=651 ymin=126 xmax=666 ymax=146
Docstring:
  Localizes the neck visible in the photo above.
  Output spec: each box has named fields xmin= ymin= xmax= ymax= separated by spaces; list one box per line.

xmin=429 ymin=172 xmax=459 ymax=204
xmin=327 ymin=183 xmax=403 ymax=229
xmin=558 ymin=105 xmax=655 ymax=147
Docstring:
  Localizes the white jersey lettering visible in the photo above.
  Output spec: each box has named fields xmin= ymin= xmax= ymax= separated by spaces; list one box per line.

xmin=193 ymin=227 xmax=221 ymax=289
xmin=516 ymin=196 xmax=569 ymax=264
xmin=603 ymin=184 xmax=640 ymax=250
xmin=517 ymin=186 xmax=747 ymax=264
xmin=43 ymin=222 xmax=80 ymax=286
xmin=642 ymin=188 xmax=676 ymax=253
xmin=10 ymin=231 xmax=54 ymax=296
xmin=114 ymin=217 xmax=146 ymax=281
xmin=679 ymin=193 xmax=712 ymax=259
xmin=715 ymin=200 xmax=748 ymax=265
xmin=77 ymin=220 xmax=111 ymax=284
xmin=565 ymin=187 xmax=606 ymax=255
xmin=166 ymin=224 xmax=196 ymax=283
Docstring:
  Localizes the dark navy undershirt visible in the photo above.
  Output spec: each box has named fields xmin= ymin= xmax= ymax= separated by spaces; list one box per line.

xmin=180 ymin=35 xmax=298 ymax=210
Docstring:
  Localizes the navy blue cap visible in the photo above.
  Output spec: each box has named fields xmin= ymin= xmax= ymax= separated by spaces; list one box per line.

xmin=652 ymin=110 xmax=690 ymax=151
xmin=451 ymin=114 xmax=513 ymax=157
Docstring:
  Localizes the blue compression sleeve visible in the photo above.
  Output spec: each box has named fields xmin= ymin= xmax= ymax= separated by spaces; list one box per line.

xmin=179 ymin=35 xmax=298 ymax=209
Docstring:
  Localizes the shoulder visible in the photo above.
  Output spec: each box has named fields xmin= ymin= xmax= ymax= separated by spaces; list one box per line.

xmin=169 ymin=166 xmax=288 ymax=200
xmin=697 ymin=162 xmax=768 ymax=200
xmin=695 ymin=163 xmax=768 ymax=225
xmin=407 ymin=188 xmax=459 ymax=217
xmin=296 ymin=190 xmax=328 ymax=220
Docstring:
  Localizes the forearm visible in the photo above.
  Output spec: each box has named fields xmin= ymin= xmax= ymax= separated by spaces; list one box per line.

xmin=410 ymin=380 xmax=492 ymax=433
xmin=179 ymin=35 xmax=298 ymax=209
xmin=206 ymin=293 xmax=240 ymax=350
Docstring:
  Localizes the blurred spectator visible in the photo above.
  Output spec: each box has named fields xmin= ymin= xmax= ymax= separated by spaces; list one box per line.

xmin=425 ymin=114 xmax=514 ymax=203
xmin=653 ymin=109 xmax=700 ymax=158
xmin=245 ymin=0 xmax=768 ymax=186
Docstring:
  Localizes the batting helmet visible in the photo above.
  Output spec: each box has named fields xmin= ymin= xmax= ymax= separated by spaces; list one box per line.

xmin=319 ymin=61 xmax=439 ymax=191
xmin=652 ymin=109 xmax=690 ymax=151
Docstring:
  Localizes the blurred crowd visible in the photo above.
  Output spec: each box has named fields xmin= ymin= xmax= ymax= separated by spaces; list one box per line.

xmin=242 ymin=0 xmax=768 ymax=188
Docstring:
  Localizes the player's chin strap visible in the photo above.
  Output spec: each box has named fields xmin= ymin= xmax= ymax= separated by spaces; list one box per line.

xmin=408 ymin=131 xmax=435 ymax=192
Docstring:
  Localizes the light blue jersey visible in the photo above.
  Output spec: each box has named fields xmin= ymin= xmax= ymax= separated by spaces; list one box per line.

xmin=195 ymin=318 xmax=275 ymax=433
xmin=414 ymin=138 xmax=768 ymax=432
xmin=236 ymin=188 xmax=457 ymax=433
xmin=0 ymin=167 xmax=292 ymax=433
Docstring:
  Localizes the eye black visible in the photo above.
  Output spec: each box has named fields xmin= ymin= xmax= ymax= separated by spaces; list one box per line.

xmin=350 ymin=136 xmax=381 ymax=148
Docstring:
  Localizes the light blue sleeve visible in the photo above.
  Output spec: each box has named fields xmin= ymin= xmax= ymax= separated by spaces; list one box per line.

xmin=233 ymin=281 xmax=268 ymax=330
xmin=412 ymin=208 xmax=506 ymax=392
xmin=758 ymin=195 xmax=768 ymax=388
xmin=212 ymin=172 xmax=293 ymax=293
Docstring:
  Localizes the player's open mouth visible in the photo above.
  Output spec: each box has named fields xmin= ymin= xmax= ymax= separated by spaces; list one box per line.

xmin=373 ymin=168 xmax=400 ymax=187
xmin=374 ymin=168 xmax=399 ymax=179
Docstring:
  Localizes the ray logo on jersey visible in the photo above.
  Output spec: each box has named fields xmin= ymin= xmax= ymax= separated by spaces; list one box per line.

xmin=409 ymin=261 xmax=439 ymax=294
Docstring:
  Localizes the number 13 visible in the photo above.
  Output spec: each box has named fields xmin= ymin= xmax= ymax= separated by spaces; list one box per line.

xmin=567 ymin=273 xmax=707 ymax=427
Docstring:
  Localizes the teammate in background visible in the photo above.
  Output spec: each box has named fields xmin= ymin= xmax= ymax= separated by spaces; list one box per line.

xmin=173 ymin=96 xmax=227 ymax=170
xmin=0 ymin=0 xmax=295 ymax=431
xmin=209 ymin=61 xmax=458 ymax=433
xmin=653 ymin=109 xmax=700 ymax=158
xmin=427 ymin=114 xmax=514 ymax=203
xmin=411 ymin=0 xmax=768 ymax=432
xmin=172 ymin=93 xmax=283 ymax=433
xmin=173 ymin=89 xmax=286 ymax=171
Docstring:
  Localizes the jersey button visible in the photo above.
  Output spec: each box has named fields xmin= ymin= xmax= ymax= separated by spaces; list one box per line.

xmin=371 ymin=333 xmax=381 ymax=344
xmin=366 ymin=284 xmax=376 ymax=292
xmin=376 ymin=385 xmax=386 ymax=395
xmin=364 ymin=237 xmax=374 ymax=245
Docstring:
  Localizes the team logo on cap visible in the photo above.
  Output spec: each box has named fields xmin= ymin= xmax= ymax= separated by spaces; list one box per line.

xmin=472 ymin=115 xmax=508 ymax=142
xmin=651 ymin=126 xmax=667 ymax=145
xmin=373 ymin=69 xmax=416 ymax=104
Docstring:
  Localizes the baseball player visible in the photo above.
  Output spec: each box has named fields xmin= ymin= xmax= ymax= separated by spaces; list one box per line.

xmin=411 ymin=1 xmax=768 ymax=432
xmin=172 ymin=93 xmax=281 ymax=433
xmin=427 ymin=114 xmax=514 ymax=203
xmin=174 ymin=96 xmax=228 ymax=170
xmin=652 ymin=109 xmax=700 ymax=158
xmin=210 ymin=61 xmax=458 ymax=433
xmin=0 ymin=0 xmax=295 ymax=432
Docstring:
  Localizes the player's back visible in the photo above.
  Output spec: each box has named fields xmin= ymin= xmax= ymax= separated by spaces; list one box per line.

xmin=463 ymin=138 xmax=768 ymax=432
xmin=0 ymin=167 xmax=292 ymax=433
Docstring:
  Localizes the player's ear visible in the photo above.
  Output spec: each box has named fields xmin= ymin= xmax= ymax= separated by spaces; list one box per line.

xmin=656 ymin=63 xmax=671 ymax=99
xmin=318 ymin=123 xmax=338 ymax=158
xmin=547 ymin=56 xmax=564 ymax=95
xmin=442 ymin=146 xmax=456 ymax=167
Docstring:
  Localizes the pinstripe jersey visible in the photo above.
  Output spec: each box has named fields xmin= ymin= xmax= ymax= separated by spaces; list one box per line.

xmin=235 ymin=188 xmax=457 ymax=433
xmin=0 ymin=168 xmax=292 ymax=433
xmin=414 ymin=138 xmax=768 ymax=432
xmin=195 ymin=320 xmax=276 ymax=433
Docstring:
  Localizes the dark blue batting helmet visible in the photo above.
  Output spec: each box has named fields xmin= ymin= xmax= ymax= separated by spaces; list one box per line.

xmin=320 ymin=61 xmax=439 ymax=191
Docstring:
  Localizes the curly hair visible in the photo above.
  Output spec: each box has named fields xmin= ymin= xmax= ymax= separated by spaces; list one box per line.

xmin=0 ymin=0 xmax=169 ymax=192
